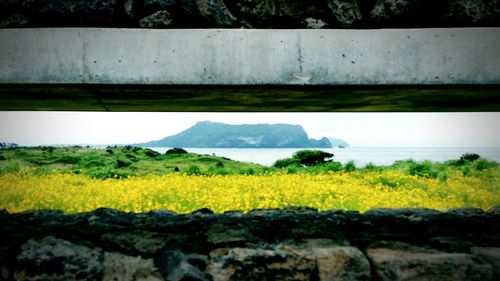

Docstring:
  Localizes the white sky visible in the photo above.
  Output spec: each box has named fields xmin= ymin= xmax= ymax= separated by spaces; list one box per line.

xmin=0 ymin=112 xmax=499 ymax=147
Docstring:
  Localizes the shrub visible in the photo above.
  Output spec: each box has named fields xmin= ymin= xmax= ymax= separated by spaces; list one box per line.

xmin=165 ymin=148 xmax=188 ymax=155
xmin=86 ymin=167 xmax=132 ymax=179
xmin=408 ymin=161 xmax=438 ymax=178
xmin=0 ymin=160 xmax=21 ymax=174
xmin=82 ymin=160 xmax=105 ymax=168
xmin=309 ymin=161 xmax=342 ymax=173
xmin=293 ymin=150 xmax=334 ymax=166
xmin=186 ymin=165 xmax=201 ymax=175
xmin=143 ymin=149 xmax=160 ymax=158
xmin=215 ymin=161 xmax=224 ymax=168
xmin=273 ymin=157 xmax=301 ymax=168
xmin=57 ymin=155 xmax=80 ymax=165
xmin=116 ymin=159 xmax=132 ymax=168
xmin=474 ymin=159 xmax=496 ymax=171
xmin=325 ymin=161 xmax=343 ymax=172
xmin=344 ymin=161 xmax=356 ymax=172
xmin=460 ymin=153 xmax=481 ymax=163
xmin=462 ymin=166 xmax=472 ymax=177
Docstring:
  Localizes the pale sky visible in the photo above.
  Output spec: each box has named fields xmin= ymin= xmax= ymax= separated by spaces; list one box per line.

xmin=0 ymin=112 xmax=499 ymax=147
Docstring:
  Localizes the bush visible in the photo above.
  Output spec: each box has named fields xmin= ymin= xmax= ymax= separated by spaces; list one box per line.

xmin=57 ymin=155 xmax=80 ymax=164
xmin=462 ymin=166 xmax=472 ymax=177
xmin=325 ymin=161 xmax=343 ymax=172
xmin=87 ymin=167 xmax=131 ymax=179
xmin=293 ymin=150 xmax=334 ymax=166
xmin=186 ymin=165 xmax=201 ymax=175
xmin=460 ymin=153 xmax=481 ymax=163
xmin=308 ymin=161 xmax=343 ymax=173
xmin=344 ymin=161 xmax=356 ymax=172
xmin=143 ymin=149 xmax=160 ymax=158
xmin=452 ymin=153 xmax=482 ymax=165
xmin=115 ymin=159 xmax=132 ymax=168
xmin=82 ymin=160 xmax=105 ymax=168
xmin=165 ymin=147 xmax=188 ymax=155
xmin=273 ymin=157 xmax=301 ymax=168
xmin=363 ymin=162 xmax=384 ymax=172
xmin=408 ymin=161 xmax=438 ymax=178
xmin=474 ymin=159 xmax=496 ymax=171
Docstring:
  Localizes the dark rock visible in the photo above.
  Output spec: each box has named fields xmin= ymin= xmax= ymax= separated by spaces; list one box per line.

xmin=367 ymin=241 xmax=440 ymax=253
xmin=193 ymin=0 xmax=238 ymax=26
xmin=0 ymin=244 xmax=13 ymax=280
xmin=123 ymin=0 xmax=135 ymax=20
xmin=149 ymin=209 xmax=178 ymax=216
xmin=208 ymin=245 xmax=317 ymax=281
xmin=429 ymin=236 xmax=476 ymax=253
xmin=231 ymin=0 xmax=279 ymax=27
xmin=444 ymin=0 xmax=500 ymax=25
xmin=364 ymin=208 xmax=441 ymax=220
xmin=157 ymin=249 xmax=210 ymax=281
xmin=207 ymin=224 xmax=259 ymax=246
xmin=15 ymin=236 xmax=104 ymax=281
xmin=445 ymin=207 xmax=485 ymax=216
xmin=22 ymin=0 xmax=121 ymax=27
xmin=144 ymin=0 xmax=178 ymax=14
xmin=101 ymin=231 xmax=167 ymax=255
xmin=367 ymin=245 xmax=493 ymax=281
xmin=247 ymin=208 xmax=283 ymax=217
xmin=470 ymin=247 xmax=500 ymax=281
xmin=0 ymin=14 xmax=29 ymax=28
xmin=139 ymin=10 xmax=173 ymax=27
xmin=369 ymin=0 xmax=418 ymax=24
xmin=223 ymin=210 xmax=244 ymax=216
xmin=286 ymin=239 xmax=371 ymax=281
xmin=327 ymin=0 xmax=362 ymax=27
xmin=278 ymin=0 xmax=331 ymax=24
xmin=102 ymin=251 xmax=163 ymax=281
xmin=191 ymin=208 xmax=214 ymax=215
xmin=186 ymin=253 xmax=209 ymax=271
xmin=302 ymin=17 xmax=328 ymax=28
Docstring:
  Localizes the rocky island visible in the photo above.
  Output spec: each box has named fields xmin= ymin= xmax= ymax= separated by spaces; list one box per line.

xmin=136 ymin=121 xmax=342 ymax=148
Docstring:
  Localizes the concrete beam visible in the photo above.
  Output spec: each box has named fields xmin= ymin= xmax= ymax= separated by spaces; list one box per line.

xmin=1 ymin=28 xmax=500 ymax=85
xmin=1 ymin=85 xmax=499 ymax=112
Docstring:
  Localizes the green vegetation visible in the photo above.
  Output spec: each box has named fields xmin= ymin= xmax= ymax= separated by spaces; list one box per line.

xmin=0 ymin=147 xmax=498 ymax=185
xmin=0 ymin=146 xmax=265 ymax=179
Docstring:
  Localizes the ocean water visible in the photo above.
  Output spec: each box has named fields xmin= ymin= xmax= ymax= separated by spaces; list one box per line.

xmin=149 ymin=147 xmax=500 ymax=167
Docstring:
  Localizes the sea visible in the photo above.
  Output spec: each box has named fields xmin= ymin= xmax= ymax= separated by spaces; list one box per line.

xmin=149 ymin=147 xmax=500 ymax=167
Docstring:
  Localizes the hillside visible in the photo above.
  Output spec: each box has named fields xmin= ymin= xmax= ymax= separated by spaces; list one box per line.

xmin=136 ymin=121 xmax=332 ymax=148
xmin=0 ymin=146 xmax=265 ymax=178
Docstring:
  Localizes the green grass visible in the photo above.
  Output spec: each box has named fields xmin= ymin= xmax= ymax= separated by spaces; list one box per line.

xmin=0 ymin=146 xmax=498 ymax=185
xmin=0 ymin=146 xmax=266 ymax=179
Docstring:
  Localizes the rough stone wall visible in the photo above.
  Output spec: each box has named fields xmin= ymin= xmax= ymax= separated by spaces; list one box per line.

xmin=0 ymin=0 xmax=499 ymax=28
xmin=1 ymin=207 xmax=500 ymax=280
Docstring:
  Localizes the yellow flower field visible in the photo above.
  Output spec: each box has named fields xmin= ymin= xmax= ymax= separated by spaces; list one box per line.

xmin=0 ymin=170 xmax=498 ymax=214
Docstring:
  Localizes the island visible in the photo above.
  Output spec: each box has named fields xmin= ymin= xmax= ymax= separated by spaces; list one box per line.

xmin=135 ymin=121 xmax=336 ymax=148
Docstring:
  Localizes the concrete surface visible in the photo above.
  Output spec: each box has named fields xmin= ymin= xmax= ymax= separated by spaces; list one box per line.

xmin=1 ymin=28 xmax=500 ymax=85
